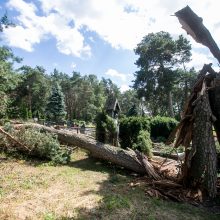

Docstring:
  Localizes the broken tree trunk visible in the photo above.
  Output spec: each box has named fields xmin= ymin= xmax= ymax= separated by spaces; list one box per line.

xmin=174 ymin=6 xmax=219 ymax=198
xmin=185 ymin=92 xmax=217 ymax=198
xmin=168 ymin=65 xmax=218 ymax=198
xmin=175 ymin=6 xmax=220 ymax=63
xmin=18 ymin=123 xmax=161 ymax=180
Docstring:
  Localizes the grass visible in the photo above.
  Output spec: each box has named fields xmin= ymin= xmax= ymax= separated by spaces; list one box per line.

xmin=0 ymin=149 xmax=219 ymax=220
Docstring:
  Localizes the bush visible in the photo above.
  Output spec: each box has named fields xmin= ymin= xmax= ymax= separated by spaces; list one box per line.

xmin=150 ymin=116 xmax=178 ymax=141
xmin=0 ymin=122 xmax=14 ymax=149
xmin=119 ymin=116 xmax=150 ymax=149
xmin=17 ymin=128 xmax=71 ymax=164
xmin=133 ymin=130 xmax=152 ymax=157
xmin=95 ymin=111 xmax=116 ymax=144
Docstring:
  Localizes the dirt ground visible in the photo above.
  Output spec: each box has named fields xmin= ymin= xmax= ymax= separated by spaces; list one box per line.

xmin=0 ymin=149 xmax=219 ymax=220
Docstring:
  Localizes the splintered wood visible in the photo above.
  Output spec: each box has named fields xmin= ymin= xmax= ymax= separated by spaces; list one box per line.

xmin=150 ymin=156 xmax=179 ymax=179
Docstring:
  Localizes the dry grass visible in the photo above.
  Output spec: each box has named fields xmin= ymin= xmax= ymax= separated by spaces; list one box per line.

xmin=0 ymin=149 xmax=219 ymax=220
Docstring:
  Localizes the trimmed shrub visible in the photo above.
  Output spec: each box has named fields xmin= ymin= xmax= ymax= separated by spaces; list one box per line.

xmin=119 ymin=116 xmax=150 ymax=149
xmin=150 ymin=116 xmax=178 ymax=141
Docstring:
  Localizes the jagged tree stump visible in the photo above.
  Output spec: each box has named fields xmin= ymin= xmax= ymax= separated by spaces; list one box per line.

xmin=186 ymin=92 xmax=217 ymax=198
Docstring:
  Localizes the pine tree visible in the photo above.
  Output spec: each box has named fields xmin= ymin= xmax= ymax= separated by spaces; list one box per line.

xmin=46 ymin=83 xmax=66 ymax=123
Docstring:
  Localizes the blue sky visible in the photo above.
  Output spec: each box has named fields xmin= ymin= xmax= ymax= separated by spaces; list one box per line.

xmin=0 ymin=0 xmax=219 ymax=91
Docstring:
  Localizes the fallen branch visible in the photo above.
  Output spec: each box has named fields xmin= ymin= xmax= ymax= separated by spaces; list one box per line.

xmin=0 ymin=126 xmax=30 ymax=152
xmin=150 ymin=180 xmax=182 ymax=188
xmin=136 ymin=150 xmax=161 ymax=180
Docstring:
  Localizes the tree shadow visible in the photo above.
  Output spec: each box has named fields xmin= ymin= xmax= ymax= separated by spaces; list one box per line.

xmin=2 ymin=149 xmax=219 ymax=219
xmin=56 ymin=153 xmax=219 ymax=219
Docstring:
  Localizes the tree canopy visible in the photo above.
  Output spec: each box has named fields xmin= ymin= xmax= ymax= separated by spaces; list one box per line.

xmin=133 ymin=31 xmax=194 ymax=117
xmin=0 ymin=44 xmax=140 ymax=122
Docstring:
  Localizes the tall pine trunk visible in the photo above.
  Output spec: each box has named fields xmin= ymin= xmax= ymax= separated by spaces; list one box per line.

xmin=168 ymin=91 xmax=174 ymax=118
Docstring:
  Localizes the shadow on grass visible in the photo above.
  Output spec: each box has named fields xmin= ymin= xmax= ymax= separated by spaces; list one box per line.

xmin=1 ymin=149 xmax=220 ymax=220
xmin=60 ymin=155 xmax=220 ymax=219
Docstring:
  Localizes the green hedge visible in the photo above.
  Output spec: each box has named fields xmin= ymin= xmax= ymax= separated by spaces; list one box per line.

xmin=150 ymin=116 xmax=178 ymax=141
xmin=119 ymin=116 xmax=178 ymax=154
xmin=119 ymin=116 xmax=150 ymax=149
xmin=95 ymin=111 xmax=116 ymax=144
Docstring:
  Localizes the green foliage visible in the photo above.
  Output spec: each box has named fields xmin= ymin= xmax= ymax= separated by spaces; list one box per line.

xmin=119 ymin=116 xmax=150 ymax=150
xmin=119 ymin=115 xmax=176 ymax=153
xmin=43 ymin=213 xmax=56 ymax=220
xmin=28 ymin=110 xmax=32 ymax=119
xmin=133 ymin=32 xmax=192 ymax=117
xmin=103 ymin=195 xmax=130 ymax=211
xmin=59 ymin=72 xmax=108 ymax=122
xmin=46 ymin=83 xmax=66 ymax=122
xmin=133 ymin=130 xmax=153 ymax=157
xmin=216 ymin=141 xmax=220 ymax=153
xmin=0 ymin=43 xmax=137 ymax=123
xmin=0 ymin=122 xmax=13 ymax=148
xmin=126 ymin=104 xmax=138 ymax=117
xmin=120 ymin=90 xmax=139 ymax=114
xmin=0 ymin=46 xmax=21 ymax=119
xmin=17 ymin=128 xmax=71 ymax=164
xmin=95 ymin=111 xmax=116 ymax=144
xmin=172 ymin=68 xmax=197 ymax=119
xmin=150 ymin=116 xmax=178 ymax=141
xmin=0 ymin=91 xmax=8 ymax=118
xmin=0 ymin=13 xmax=15 ymax=32
xmin=3 ymin=122 xmax=13 ymax=132
xmin=14 ymin=65 xmax=50 ymax=119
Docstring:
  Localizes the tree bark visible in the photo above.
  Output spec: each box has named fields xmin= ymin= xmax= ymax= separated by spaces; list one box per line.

xmin=175 ymin=6 xmax=220 ymax=64
xmin=19 ymin=123 xmax=160 ymax=179
xmin=209 ymin=83 xmax=220 ymax=144
xmin=168 ymin=91 xmax=174 ymax=118
xmin=186 ymin=92 xmax=217 ymax=198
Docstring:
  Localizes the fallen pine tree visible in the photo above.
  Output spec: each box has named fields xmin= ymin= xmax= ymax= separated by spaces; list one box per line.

xmin=1 ymin=123 xmax=219 ymax=204
xmin=1 ymin=5 xmax=219 ymax=203
xmin=2 ymin=123 xmax=165 ymax=180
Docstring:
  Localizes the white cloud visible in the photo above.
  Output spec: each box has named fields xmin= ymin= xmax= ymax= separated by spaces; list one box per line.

xmin=120 ymin=84 xmax=130 ymax=92
xmin=3 ymin=25 xmax=42 ymax=51
xmin=3 ymin=0 xmax=220 ymax=65
xmin=3 ymin=0 xmax=91 ymax=57
xmin=187 ymin=50 xmax=216 ymax=71
xmin=105 ymin=68 xmax=127 ymax=82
